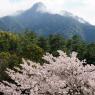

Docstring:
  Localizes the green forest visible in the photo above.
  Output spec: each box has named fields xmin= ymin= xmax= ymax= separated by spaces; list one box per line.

xmin=0 ymin=30 xmax=95 ymax=80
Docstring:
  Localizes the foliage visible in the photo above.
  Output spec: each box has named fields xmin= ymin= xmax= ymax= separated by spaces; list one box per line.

xmin=85 ymin=44 xmax=95 ymax=64
xmin=38 ymin=36 xmax=50 ymax=52
xmin=0 ymin=52 xmax=20 ymax=80
xmin=0 ymin=31 xmax=95 ymax=65
xmin=0 ymin=51 xmax=95 ymax=95
xmin=0 ymin=31 xmax=95 ymax=80
xmin=49 ymin=34 xmax=66 ymax=54
xmin=22 ymin=44 xmax=44 ymax=62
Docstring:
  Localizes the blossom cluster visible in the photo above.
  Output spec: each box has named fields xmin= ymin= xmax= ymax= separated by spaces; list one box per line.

xmin=0 ymin=50 xmax=95 ymax=95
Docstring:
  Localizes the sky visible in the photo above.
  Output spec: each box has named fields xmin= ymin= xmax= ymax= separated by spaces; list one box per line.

xmin=0 ymin=0 xmax=95 ymax=25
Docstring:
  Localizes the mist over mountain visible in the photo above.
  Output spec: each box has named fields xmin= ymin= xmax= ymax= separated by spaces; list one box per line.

xmin=0 ymin=2 xmax=95 ymax=42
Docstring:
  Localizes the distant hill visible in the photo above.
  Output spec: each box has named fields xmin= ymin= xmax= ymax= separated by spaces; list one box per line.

xmin=0 ymin=2 xmax=95 ymax=42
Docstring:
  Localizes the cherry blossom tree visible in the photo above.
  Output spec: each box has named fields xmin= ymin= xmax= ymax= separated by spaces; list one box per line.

xmin=0 ymin=50 xmax=95 ymax=95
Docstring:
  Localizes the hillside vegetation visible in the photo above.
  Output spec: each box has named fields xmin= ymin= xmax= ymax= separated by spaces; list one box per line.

xmin=0 ymin=30 xmax=95 ymax=80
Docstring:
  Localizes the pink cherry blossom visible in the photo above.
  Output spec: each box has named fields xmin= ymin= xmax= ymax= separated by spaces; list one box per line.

xmin=0 ymin=51 xmax=95 ymax=95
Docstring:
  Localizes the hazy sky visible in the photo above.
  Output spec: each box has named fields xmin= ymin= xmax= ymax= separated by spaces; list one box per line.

xmin=0 ymin=0 xmax=95 ymax=25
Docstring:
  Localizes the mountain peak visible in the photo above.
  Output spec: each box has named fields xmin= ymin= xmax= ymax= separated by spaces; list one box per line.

xmin=31 ymin=2 xmax=47 ymax=12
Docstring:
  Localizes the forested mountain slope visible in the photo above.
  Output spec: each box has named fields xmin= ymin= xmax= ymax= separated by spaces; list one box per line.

xmin=0 ymin=2 xmax=95 ymax=42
